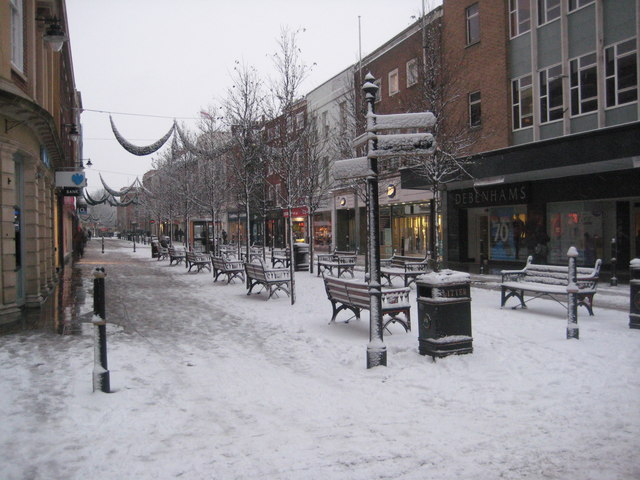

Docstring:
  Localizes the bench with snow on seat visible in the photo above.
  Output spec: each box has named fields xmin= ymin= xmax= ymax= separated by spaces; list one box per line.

xmin=316 ymin=249 xmax=358 ymax=278
xmin=245 ymin=259 xmax=291 ymax=300
xmin=168 ymin=246 xmax=186 ymax=266
xmin=380 ymin=250 xmax=431 ymax=288
xmin=322 ymin=275 xmax=411 ymax=332
xmin=500 ymin=255 xmax=601 ymax=315
xmin=211 ymin=255 xmax=245 ymax=284
xmin=156 ymin=245 xmax=169 ymax=261
xmin=185 ymin=251 xmax=212 ymax=273
xmin=270 ymin=248 xmax=291 ymax=268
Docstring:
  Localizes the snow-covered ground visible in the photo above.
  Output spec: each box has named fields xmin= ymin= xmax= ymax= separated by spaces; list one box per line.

xmin=1 ymin=239 xmax=638 ymax=480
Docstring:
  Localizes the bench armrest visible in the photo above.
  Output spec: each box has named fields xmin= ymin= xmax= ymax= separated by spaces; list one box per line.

xmin=403 ymin=261 xmax=428 ymax=272
xmin=381 ymin=287 xmax=411 ymax=306
xmin=337 ymin=255 xmax=356 ymax=264
xmin=501 ymin=270 xmax=526 ymax=282
xmin=265 ymin=268 xmax=291 ymax=281
xmin=317 ymin=254 xmax=335 ymax=262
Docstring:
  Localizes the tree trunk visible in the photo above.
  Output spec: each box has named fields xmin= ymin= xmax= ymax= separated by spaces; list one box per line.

xmin=287 ymin=209 xmax=296 ymax=305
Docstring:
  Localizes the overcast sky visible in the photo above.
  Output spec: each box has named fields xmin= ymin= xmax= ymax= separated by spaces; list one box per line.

xmin=66 ymin=0 xmax=438 ymax=191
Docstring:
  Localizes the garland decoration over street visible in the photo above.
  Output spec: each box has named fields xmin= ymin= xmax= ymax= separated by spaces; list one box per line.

xmin=82 ymin=176 xmax=150 ymax=207
xmin=110 ymin=115 xmax=175 ymax=156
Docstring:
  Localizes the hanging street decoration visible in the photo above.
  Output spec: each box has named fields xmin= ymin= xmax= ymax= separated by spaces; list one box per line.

xmin=82 ymin=176 xmax=150 ymax=207
xmin=110 ymin=115 xmax=175 ymax=156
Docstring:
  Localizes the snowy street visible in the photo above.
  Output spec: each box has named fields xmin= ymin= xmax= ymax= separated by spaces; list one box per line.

xmin=1 ymin=238 xmax=638 ymax=480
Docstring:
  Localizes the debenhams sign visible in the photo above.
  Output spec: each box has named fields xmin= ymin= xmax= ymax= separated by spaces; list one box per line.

xmin=452 ymin=183 xmax=530 ymax=208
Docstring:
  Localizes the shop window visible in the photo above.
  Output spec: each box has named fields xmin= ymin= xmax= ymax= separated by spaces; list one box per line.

xmin=547 ymin=201 xmax=609 ymax=265
xmin=538 ymin=0 xmax=560 ymax=26
xmin=539 ymin=64 xmax=564 ymax=123
xmin=512 ymin=75 xmax=533 ymax=130
xmin=605 ymin=38 xmax=638 ymax=108
xmin=509 ymin=0 xmax=531 ymax=38
xmin=489 ymin=207 xmax=528 ymax=261
xmin=570 ymin=52 xmax=598 ymax=116
xmin=466 ymin=3 xmax=480 ymax=45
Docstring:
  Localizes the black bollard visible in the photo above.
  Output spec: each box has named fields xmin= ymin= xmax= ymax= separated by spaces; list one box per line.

xmin=92 ymin=267 xmax=110 ymax=393
xmin=101 ymin=236 xmax=104 ymax=254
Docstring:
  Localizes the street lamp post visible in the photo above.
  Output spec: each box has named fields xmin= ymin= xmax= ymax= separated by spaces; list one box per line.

xmin=132 ymin=222 xmax=138 ymax=252
xmin=363 ymin=74 xmax=386 ymax=368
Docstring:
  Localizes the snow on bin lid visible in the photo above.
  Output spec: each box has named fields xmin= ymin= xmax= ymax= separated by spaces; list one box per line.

xmin=417 ymin=269 xmax=471 ymax=285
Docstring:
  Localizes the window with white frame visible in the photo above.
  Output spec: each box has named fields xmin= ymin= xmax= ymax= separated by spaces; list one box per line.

xmin=538 ymin=0 xmax=560 ymax=26
xmin=388 ymin=69 xmax=399 ymax=96
xmin=469 ymin=91 xmax=481 ymax=127
xmin=322 ymin=111 xmax=329 ymax=138
xmin=466 ymin=3 xmax=480 ymax=45
xmin=539 ymin=64 xmax=564 ymax=122
xmin=509 ymin=0 xmax=531 ymax=38
xmin=569 ymin=52 xmax=598 ymax=115
xmin=406 ymin=58 xmax=418 ymax=87
xmin=512 ymin=75 xmax=533 ymax=130
xmin=10 ymin=0 xmax=24 ymax=72
xmin=569 ymin=0 xmax=594 ymax=12
xmin=605 ymin=38 xmax=638 ymax=108
xmin=296 ymin=111 xmax=305 ymax=130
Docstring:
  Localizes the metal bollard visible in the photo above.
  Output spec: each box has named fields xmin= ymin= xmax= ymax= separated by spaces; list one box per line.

xmin=101 ymin=236 xmax=104 ymax=254
xmin=92 ymin=267 xmax=110 ymax=393
xmin=610 ymin=238 xmax=618 ymax=286
xmin=566 ymin=247 xmax=579 ymax=339
xmin=630 ymin=258 xmax=640 ymax=329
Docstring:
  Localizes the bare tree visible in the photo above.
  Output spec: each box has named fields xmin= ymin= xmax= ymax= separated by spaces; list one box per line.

xmin=408 ymin=8 xmax=482 ymax=270
xmin=223 ymin=61 xmax=265 ymax=265
xmin=265 ymin=27 xmax=311 ymax=304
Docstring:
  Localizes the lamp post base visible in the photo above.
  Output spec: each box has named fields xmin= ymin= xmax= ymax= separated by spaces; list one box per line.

xmin=366 ymin=343 xmax=387 ymax=369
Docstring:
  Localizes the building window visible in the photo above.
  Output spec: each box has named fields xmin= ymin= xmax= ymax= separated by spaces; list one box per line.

xmin=569 ymin=0 xmax=595 ymax=12
xmin=570 ymin=52 xmax=598 ymax=115
xmin=509 ymin=0 xmax=531 ymax=38
xmin=605 ymin=38 xmax=638 ymax=108
xmin=10 ymin=0 xmax=24 ymax=72
xmin=388 ymin=69 xmax=399 ymax=96
xmin=469 ymin=91 xmax=481 ymax=127
xmin=296 ymin=111 xmax=305 ymax=130
xmin=321 ymin=111 xmax=329 ymax=138
xmin=539 ymin=64 xmax=564 ymax=123
xmin=466 ymin=3 xmax=480 ymax=45
xmin=406 ymin=58 xmax=418 ymax=87
xmin=538 ymin=0 xmax=560 ymax=26
xmin=512 ymin=75 xmax=533 ymax=130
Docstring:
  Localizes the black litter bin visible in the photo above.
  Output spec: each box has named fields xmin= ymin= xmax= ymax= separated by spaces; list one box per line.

xmin=630 ymin=258 xmax=640 ymax=329
xmin=416 ymin=270 xmax=473 ymax=358
xmin=293 ymin=243 xmax=310 ymax=271
xmin=151 ymin=240 xmax=159 ymax=258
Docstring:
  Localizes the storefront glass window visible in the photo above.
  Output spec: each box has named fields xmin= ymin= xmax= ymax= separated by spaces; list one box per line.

xmin=548 ymin=201 xmax=612 ymax=265
xmin=489 ymin=206 xmax=528 ymax=261
xmin=390 ymin=203 xmax=430 ymax=256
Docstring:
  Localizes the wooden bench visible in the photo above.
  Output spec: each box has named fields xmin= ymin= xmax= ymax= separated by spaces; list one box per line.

xmin=211 ymin=255 xmax=245 ymax=284
xmin=322 ymin=276 xmax=411 ymax=332
xmin=168 ymin=246 xmax=186 ymax=266
xmin=245 ymin=259 xmax=291 ymax=300
xmin=380 ymin=251 xmax=431 ymax=287
xmin=271 ymin=248 xmax=291 ymax=268
xmin=157 ymin=245 xmax=169 ymax=261
xmin=501 ymin=255 xmax=602 ymax=315
xmin=317 ymin=249 xmax=357 ymax=278
xmin=186 ymin=251 xmax=212 ymax=273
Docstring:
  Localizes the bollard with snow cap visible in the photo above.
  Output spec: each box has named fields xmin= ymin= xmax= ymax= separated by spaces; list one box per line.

xmin=416 ymin=269 xmax=473 ymax=360
xmin=92 ymin=267 xmax=110 ymax=393
xmin=566 ymin=246 xmax=580 ymax=339
xmin=629 ymin=258 xmax=640 ymax=329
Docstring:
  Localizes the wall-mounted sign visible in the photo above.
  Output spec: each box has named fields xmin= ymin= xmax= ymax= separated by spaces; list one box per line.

xmin=452 ymin=183 xmax=530 ymax=208
xmin=55 ymin=171 xmax=87 ymax=188
xmin=282 ymin=206 xmax=309 ymax=218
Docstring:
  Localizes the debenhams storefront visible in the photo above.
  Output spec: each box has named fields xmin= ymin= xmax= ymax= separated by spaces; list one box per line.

xmin=402 ymin=122 xmax=640 ymax=277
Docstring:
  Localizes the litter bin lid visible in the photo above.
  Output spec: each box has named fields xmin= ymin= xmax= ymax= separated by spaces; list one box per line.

xmin=294 ymin=243 xmax=309 ymax=248
xmin=416 ymin=269 xmax=471 ymax=286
